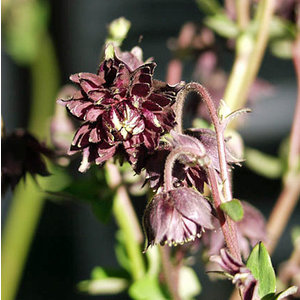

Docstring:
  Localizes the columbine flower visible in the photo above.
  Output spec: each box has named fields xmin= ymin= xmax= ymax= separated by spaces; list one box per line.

xmin=144 ymin=129 xmax=239 ymax=192
xmin=58 ymin=51 xmax=183 ymax=172
xmin=143 ymin=187 xmax=215 ymax=250
xmin=210 ymin=249 xmax=259 ymax=300
xmin=1 ymin=129 xmax=52 ymax=194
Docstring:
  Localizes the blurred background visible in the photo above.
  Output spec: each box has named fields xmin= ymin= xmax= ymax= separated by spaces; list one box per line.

xmin=2 ymin=0 xmax=299 ymax=299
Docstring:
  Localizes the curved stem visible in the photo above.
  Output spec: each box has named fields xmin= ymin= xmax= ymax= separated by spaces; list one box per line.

xmin=176 ymin=83 xmax=233 ymax=203
xmin=105 ymin=163 xmax=145 ymax=281
xmin=224 ymin=0 xmax=276 ymax=114
xmin=163 ymin=145 xmax=206 ymax=191
xmin=174 ymin=82 xmax=241 ymax=262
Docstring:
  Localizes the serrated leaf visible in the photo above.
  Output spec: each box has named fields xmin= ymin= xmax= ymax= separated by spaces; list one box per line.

xmin=246 ymin=242 xmax=276 ymax=298
xmin=129 ymin=276 xmax=166 ymax=300
xmin=204 ymin=14 xmax=239 ymax=38
xmin=220 ymin=199 xmax=244 ymax=222
xmin=178 ymin=266 xmax=202 ymax=299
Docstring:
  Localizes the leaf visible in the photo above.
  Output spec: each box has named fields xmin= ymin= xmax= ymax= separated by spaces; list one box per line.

xmin=245 ymin=148 xmax=283 ymax=179
xmin=270 ymin=39 xmax=293 ymax=60
xmin=261 ymin=286 xmax=298 ymax=300
xmin=246 ymin=242 xmax=276 ymax=298
xmin=204 ymin=14 xmax=239 ymax=38
xmin=78 ymin=266 xmax=129 ymax=295
xmin=129 ymin=276 xmax=166 ymax=300
xmin=4 ymin=1 xmax=49 ymax=65
xmin=62 ymin=176 xmax=115 ymax=223
xmin=220 ymin=199 xmax=244 ymax=222
xmin=178 ymin=266 xmax=202 ymax=299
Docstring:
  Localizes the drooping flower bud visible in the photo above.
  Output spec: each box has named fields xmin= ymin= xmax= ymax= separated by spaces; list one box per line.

xmin=210 ymin=249 xmax=259 ymax=300
xmin=143 ymin=187 xmax=215 ymax=251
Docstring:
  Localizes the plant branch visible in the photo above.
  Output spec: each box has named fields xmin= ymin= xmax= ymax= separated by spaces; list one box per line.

xmin=1 ymin=34 xmax=59 ymax=300
xmin=266 ymin=31 xmax=300 ymax=255
xmin=105 ymin=163 xmax=145 ymax=281
xmin=224 ymin=0 xmax=276 ymax=114
xmin=159 ymin=246 xmax=181 ymax=300
xmin=236 ymin=0 xmax=250 ymax=30
xmin=174 ymin=82 xmax=241 ymax=262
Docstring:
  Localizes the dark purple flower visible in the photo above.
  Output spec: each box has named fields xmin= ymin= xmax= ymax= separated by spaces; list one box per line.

xmin=58 ymin=53 xmax=183 ymax=172
xmin=143 ymin=187 xmax=215 ymax=250
xmin=144 ymin=129 xmax=239 ymax=192
xmin=202 ymin=201 xmax=267 ymax=259
xmin=210 ymin=249 xmax=259 ymax=300
xmin=1 ymin=129 xmax=52 ymax=194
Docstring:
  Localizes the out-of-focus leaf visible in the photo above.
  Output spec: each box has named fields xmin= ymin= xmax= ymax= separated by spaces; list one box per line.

xmin=178 ymin=266 xmax=202 ymax=299
xmin=245 ymin=147 xmax=283 ymax=178
xmin=37 ymin=161 xmax=71 ymax=193
xmin=291 ymin=226 xmax=300 ymax=246
xmin=4 ymin=1 xmax=49 ymax=64
xmin=246 ymin=242 xmax=276 ymax=298
xmin=220 ymin=199 xmax=244 ymax=222
xmin=269 ymin=17 xmax=296 ymax=40
xmin=129 ymin=276 xmax=166 ymax=300
xmin=195 ymin=0 xmax=222 ymax=15
xmin=204 ymin=14 xmax=239 ymax=38
xmin=261 ymin=286 xmax=298 ymax=300
xmin=78 ymin=266 xmax=130 ymax=295
xmin=61 ymin=174 xmax=115 ymax=223
xmin=115 ymin=231 xmax=131 ymax=272
xmin=270 ymin=39 xmax=293 ymax=59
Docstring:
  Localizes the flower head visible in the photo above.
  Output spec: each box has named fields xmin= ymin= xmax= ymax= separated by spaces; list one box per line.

xmin=1 ymin=129 xmax=52 ymax=194
xmin=59 ymin=54 xmax=180 ymax=172
xmin=58 ymin=52 xmax=183 ymax=172
xmin=143 ymin=187 xmax=215 ymax=251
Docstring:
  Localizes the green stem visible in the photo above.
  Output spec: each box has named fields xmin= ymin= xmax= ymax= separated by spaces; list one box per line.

xmin=1 ymin=34 xmax=59 ymax=300
xmin=224 ymin=0 xmax=276 ymax=114
xmin=106 ymin=163 xmax=145 ymax=281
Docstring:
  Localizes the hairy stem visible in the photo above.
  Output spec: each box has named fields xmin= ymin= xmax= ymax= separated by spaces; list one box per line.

xmin=163 ymin=145 xmax=205 ymax=192
xmin=207 ymin=168 xmax=242 ymax=262
xmin=174 ymin=82 xmax=241 ymax=262
xmin=224 ymin=0 xmax=276 ymax=114
xmin=1 ymin=34 xmax=59 ymax=300
xmin=105 ymin=163 xmax=145 ymax=280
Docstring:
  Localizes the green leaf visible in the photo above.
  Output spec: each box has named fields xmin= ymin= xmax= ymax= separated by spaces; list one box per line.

xmin=78 ymin=266 xmax=129 ymax=295
xmin=129 ymin=276 xmax=166 ymax=300
xmin=220 ymin=199 xmax=244 ymax=222
xmin=178 ymin=266 xmax=202 ymax=299
xmin=261 ymin=286 xmax=298 ymax=300
xmin=270 ymin=39 xmax=293 ymax=59
xmin=115 ymin=231 xmax=131 ymax=272
xmin=246 ymin=242 xmax=276 ymax=298
xmin=195 ymin=0 xmax=222 ymax=15
xmin=4 ymin=1 xmax=49 ymax=65
xmin=61 ymin=175 xmax=115 ymax=223
xmin=204 ymin=14 xmax=239 ymax=38
xmin=245 ymin=147 xmax=283 ymax=179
